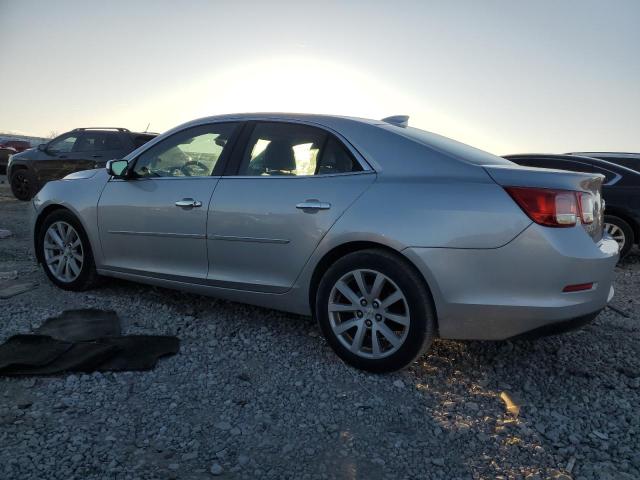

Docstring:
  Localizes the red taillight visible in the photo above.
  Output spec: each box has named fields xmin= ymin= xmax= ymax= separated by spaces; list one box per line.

xmin=505 ymin=187 xmax=578 ymax=227
xmin=562 ymin=282 xmax=594 ymax=292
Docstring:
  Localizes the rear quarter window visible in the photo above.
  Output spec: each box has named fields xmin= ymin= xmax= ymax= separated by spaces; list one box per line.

xmin=134 ymin=135 xmax=156 ymax=148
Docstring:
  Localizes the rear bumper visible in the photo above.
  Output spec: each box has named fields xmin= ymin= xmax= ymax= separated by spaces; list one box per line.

xmin=404 ymin=223 xmax=619 ymax=340
xmin=510 ymin=309 xmax=602 ymax=339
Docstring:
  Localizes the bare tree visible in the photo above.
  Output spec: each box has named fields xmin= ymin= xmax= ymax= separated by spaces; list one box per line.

xmin=48 ymin=130 xmax=59 ymax=139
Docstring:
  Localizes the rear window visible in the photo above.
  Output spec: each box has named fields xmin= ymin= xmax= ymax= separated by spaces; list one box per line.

xmin=598 ymin=157 xmax=640 ymax=172
xmin=386 ymin=125 xmax=514 ymax=166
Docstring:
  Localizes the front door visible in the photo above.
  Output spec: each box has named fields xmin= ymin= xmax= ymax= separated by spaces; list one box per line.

xmin=97 ymin=122 xmax=239 ymax=280
xmin=35 ymin=132 xmax=80 ymax=184
xmin=207 ymin=121 xmax=375 ymax=292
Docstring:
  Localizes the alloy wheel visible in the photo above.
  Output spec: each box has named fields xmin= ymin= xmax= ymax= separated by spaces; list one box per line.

xmin=604 ymin=222 xmax=626 ymax=251
xmin=43 ymin=221 xmax=84 ymax=283
xmin=328 ymin=269 xmax=410 ymax=359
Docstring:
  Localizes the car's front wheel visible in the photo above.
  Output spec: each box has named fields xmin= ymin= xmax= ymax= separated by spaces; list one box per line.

xmin=316 ymin=249 xmax=436 ymax=372
xmin=37 ymin=209 xmax=100 ymax=291
xmin=10 ymin=168 xmax=38 ymax=201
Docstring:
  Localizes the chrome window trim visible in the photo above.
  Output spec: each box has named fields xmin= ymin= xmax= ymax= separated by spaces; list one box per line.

xmin=108 ymin=175 xmax=222 ymax=182
xmin=126 ymin=116 xmax=375 ymax=173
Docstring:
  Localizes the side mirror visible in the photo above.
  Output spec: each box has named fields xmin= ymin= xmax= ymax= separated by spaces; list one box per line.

xmin=106 ymin=159 xmax=129 ymax=178
xmin=37 ymin=144 xmax=47 ymax=152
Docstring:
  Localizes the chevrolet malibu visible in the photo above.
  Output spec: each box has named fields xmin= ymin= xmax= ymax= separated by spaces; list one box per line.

xmin=31 ymin=114 xmax=619 ymax=372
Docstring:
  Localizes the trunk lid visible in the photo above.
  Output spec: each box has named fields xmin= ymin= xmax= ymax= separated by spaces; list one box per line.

xmin=483 ymin=164 xmax=605 ymax=242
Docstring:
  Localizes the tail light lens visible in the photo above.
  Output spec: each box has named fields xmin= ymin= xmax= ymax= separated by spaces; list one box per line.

xmin=505 ymin=187 xmax=593 ymax=228
xmin=578 ymin=192 xmax=594 ymax=224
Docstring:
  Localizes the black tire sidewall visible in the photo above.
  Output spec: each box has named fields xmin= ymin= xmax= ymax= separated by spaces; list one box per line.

xmin=605 ymin=215 xmax=634 ymax=258
xmin=10 ymin=169 xmax=37 ymax=201
xmin=38 ymin=210 xmax=97 ymax=291
xmin=316 ymin=250 xmax=435 ymax=373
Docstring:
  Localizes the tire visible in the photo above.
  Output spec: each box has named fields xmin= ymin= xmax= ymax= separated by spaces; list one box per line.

xmin=604 ymin=215 xmax=634 ymax=259
xmin=316 ymin=249 xmax=436 ymax=373
xmin=37 ymin=209 xmax=100 ymax=291
xmin=10 ymin=168 xmax=38 ymax=201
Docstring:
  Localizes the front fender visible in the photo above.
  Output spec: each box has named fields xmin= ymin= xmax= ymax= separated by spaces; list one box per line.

xmin=32 ymin=170 xmax=110 ymax=265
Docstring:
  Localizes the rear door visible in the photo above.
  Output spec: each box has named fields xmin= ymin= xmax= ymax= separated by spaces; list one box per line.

xmin=207 ymin=121 xmax=376 ymax=292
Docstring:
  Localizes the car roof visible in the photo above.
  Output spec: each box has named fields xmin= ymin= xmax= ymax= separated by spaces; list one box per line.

xmin=71 ymin=128 xmax=158 ymax=136
xmin=176 ymin=112 xmax=387 ymax=130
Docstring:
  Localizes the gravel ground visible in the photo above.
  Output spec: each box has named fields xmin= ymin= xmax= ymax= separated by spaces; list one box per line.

xmin=0 ymin=176 xmax=638 ymax=480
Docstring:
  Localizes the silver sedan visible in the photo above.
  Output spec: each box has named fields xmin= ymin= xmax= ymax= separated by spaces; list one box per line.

xmin=31 ymin=114 xmax=619 ymax=371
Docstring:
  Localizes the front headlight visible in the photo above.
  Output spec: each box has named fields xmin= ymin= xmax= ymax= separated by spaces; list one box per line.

xmin=6 ymin=154 xmax=13 ymax=169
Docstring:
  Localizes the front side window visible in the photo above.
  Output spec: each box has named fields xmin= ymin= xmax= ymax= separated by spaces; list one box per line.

xmin=133 ymin=123 xmax=237 ymax=178
xmin=48 ymin=134 xmax=78 ymax=154
xmin=237 ymin=122 xmax=362 ymax=176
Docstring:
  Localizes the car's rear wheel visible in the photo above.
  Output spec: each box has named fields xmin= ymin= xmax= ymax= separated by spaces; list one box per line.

xmin=38 ymin=209 xmax=100 ymax=291
xmin=10 ymin=169 xmax=38 ymax=201
xmin=604 ymin=215 xmax=634 ymax=259
xmin=316 ymin=249 xmax=435 ymax=372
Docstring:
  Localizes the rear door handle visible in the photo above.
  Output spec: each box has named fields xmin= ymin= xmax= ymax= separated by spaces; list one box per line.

xmin=296 ymin=200 xmax=331 ymax=210
xmin=91 ymin=155 xmax=103 ymax=158
xmin=175 ymin=198 xmax=202 ymax=208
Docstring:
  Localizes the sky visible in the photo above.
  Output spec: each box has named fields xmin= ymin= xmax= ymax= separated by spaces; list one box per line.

xmin=0 ymin=0 xmax=638 ymax=154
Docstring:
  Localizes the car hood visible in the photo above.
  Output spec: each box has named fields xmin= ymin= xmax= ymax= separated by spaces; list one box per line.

xmin=63 ymin=168 xmax=101 ymax=180
xmin=9 ymin=148 xmax=38 ymax=160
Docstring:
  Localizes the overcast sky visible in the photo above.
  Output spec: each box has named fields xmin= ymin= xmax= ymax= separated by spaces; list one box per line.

xmin=0 ymin=0 xmax=638 ymax=154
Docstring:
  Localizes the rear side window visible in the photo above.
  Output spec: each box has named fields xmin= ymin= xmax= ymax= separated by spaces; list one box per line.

xmin=134 ymin=135 xmax=156 ymax=148
xmin=74 ymin=132 xmax=123 ymax=152
xmin=104 ymin=132 xmax=124 ymax=150
xmin=316 ymin=137 xmax=362 ymax=175
xmin=237 ymin=122 xmax=362 ymax=176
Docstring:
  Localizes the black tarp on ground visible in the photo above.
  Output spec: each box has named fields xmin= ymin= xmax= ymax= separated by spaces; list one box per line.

xmin=0 ymin=309 xmax=179 ymax=376
xmin=34 ymin=309 xmax=121 ymax=341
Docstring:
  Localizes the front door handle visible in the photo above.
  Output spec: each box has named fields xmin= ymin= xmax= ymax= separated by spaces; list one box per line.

xmin=296 ymin=200 xmax=331 ymax=211
xmin=175 ymin=198 xmax=202 ymax=208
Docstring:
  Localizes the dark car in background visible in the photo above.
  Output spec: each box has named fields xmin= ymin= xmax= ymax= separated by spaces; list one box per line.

xmin=505 ymin=154 xmax=640 ymax=258
xmin=7 ymin=128 xmax=156 ymax=200
xmin=567 ymin=152 xmax=640 ymax=173
xmin=0 ymin=140 xmax=32 ymax=152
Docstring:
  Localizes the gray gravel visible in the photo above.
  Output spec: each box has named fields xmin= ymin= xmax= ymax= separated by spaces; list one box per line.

xmin=0 ymin=177 xmax=638 ymax=479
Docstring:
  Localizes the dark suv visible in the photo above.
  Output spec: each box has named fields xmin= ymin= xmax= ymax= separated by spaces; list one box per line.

xmin=7 ymin=128 xmax=156 ymax=200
